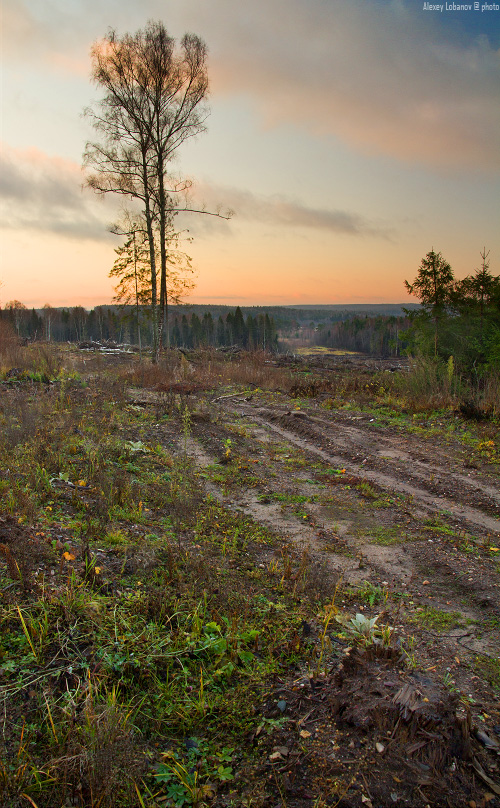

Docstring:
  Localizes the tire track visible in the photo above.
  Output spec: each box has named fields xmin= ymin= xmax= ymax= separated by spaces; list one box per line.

xmin=229 ymin=402 xmax=500 ymax=537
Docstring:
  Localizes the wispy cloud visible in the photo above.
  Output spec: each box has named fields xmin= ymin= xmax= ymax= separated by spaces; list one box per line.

xmin=0 ymin=144 xmax=386 ymax=242
xmin=0 ymin=143 xmax=118 ymax=240
xmin=187 ymin=182 xmax=391 ymax=238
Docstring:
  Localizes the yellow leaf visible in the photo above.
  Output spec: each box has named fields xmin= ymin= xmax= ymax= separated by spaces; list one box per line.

xmin=300 ymin=730 xmax=312 ymax=739
xmin=63 ymin=551 xmax=76 ymax=561
xmin=77 ymin=480 xmax=87 ymax=487
xmin=490 ymin=547 xmax=499 ymax=552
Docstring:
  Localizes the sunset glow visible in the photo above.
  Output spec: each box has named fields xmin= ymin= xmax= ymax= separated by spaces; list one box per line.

xmin=1 ymin=0 xmax=499 ymax=308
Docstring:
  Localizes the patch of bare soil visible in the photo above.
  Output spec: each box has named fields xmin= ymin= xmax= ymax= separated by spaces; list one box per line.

xmin=234 ymin=402 xmax=500 ymax=533
xmin=240 ymin=645 xmax=488 ymax=808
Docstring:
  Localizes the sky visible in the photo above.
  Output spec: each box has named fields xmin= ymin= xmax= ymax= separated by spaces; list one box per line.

xmin=1 ymin=0 xmax=499 ymax=308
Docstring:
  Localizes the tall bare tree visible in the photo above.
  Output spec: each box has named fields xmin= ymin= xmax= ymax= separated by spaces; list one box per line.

xmin=84 ymin=21 xmax=209 ymax=360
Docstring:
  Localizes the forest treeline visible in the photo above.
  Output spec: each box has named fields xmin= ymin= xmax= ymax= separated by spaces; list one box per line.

xmin=0 ymin=301 xmax=408 ymax=355
xmin=314 ymin=315 xmax=409 ymax=356
xmin=1 ymin=248 xmax=498 ymax=368
xmin=0 ymin=303 xmax=278 ymax=351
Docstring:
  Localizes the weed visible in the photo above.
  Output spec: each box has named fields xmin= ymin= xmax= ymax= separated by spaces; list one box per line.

xmin=357 ymin=481 xmax=378 ymax=499
xmin=401 ymin=635 xmax=418 ymax=669
xmin=106 ymin=528 xmax=130 ymax=546
xmin=349 ymin=580 xmax=387 ymax=608
xmin=422 ymin=517 xmax=457 ymax=537
xmin=474 ymin=655 xmax=500 ymax=691
xmin=408 ymin=605 xmax=463 ymax=631
xmin=315 ymin=581 xmax=342 ymax=674
xmin=369 ymin=526 xmax=402 ymax=546
xmin=0 ymin=723 xmax=55 ymax=807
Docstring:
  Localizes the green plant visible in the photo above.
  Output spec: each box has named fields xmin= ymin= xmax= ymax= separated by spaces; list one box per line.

xmin=315 ymin=584 xmax=341 ymax=674
xmin=401 ymin=635 xmax=418 ymax=669
xmin=335 ymin=611 xmax=394 ymax=649
xmin=223 ymin=438 xmax=232 ymax=461
xmin=347 ymin=613 xmax=380 ymax=643
xmin=357 ymin=481 xmax=378 ymax=499
xmin=154 ymin=751 xmax=217 ymax=807
xmin=443 ymin=670 xmax=459 ymax=694
xmin=408 ymin=605 xmax=463 ymax=632
xmin=474 ymin=655 xmax=500 ymax=691
xmin=351 ymin=581 xmax=387 ymax=608
xmin=16 ymin=604 xmax=49 ymax=665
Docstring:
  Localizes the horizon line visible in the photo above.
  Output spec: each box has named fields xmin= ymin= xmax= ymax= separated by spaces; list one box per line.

xmin=2 ymin=301 xmax=419 ymax=310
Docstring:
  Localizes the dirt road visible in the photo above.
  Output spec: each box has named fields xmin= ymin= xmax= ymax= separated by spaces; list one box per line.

xmin=184 ymin=392 xmax=500 ymax=690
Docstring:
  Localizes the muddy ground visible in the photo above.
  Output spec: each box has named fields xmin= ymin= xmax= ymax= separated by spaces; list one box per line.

xmin=128 ymin=364 xmax=500 ymax=807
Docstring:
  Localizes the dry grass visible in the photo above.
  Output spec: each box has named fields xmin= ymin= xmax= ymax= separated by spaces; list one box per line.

xmin=389 ymin=356 xmax=460 ymax=411
xmin=0 ymin=320 xmax=26 ymax=370
xmin=122 ymin=348 xmax=294 ymax=392
xmin=388 ymin=357 xmax=500 ymax=416
xmin=476 ymin=370 xmax=500 ymax=417
xmin=0 ymin=323 xmax=66 ymax=379
xmin=49 ymin=695 xmax=144 ymax=808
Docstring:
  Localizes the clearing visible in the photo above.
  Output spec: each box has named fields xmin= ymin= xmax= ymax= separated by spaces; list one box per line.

xmin=1 ymin=349 xmax=499 ymax=808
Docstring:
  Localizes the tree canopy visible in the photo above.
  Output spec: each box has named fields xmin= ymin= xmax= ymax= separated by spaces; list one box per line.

xmin=404 ymin=248 xmax=500 ymax=375
xmin=84 ymin=21 xmax=209 ymax=360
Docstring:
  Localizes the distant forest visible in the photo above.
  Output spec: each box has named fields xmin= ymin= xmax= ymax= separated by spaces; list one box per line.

xmin=0 ymin=302 xmax=418 ymax=357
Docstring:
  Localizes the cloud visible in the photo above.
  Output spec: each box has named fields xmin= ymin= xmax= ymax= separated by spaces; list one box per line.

xmin=0 ymin=144 xmax=386 ymax=243
xmin=0 ymin=143 xmax=118 ymax=240
xmin=187 ymin=182 xmax=391 ymax=238
xmin=184 ymin=0 xmax=500 ymax=172
xmin=3 ymin=1 xmax=498 ymax=171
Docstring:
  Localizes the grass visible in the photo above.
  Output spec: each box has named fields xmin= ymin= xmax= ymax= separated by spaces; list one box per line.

xmin=122 ymin=347 xmax=293 ymax=395
xmin=407 ymin=604 xmax=464 ymax=632
xmin=368 ymin=526 xmax=404 ymax=546
xmin=474 ymin=655 xmax=500 ymax=691
xmin=346 ymin=580 xmax=388 ymax=608
xmin=296 ymin=347 xmax=360 ymax=356
xmin=0 ymin=346 xmax=342 ymax=807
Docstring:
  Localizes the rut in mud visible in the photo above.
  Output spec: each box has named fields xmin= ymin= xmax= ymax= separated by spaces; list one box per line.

xmin=229 ymin=400 xmax=500 ymax=535
xmin=180 ymin=391 xmax=500 ymax=683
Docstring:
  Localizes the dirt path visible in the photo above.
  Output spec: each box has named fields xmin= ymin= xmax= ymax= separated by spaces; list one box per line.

xmin=230 ymin=401 xmax=500 ymax=535
xmin=180 ymin=395 xmax=500 ymax=703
